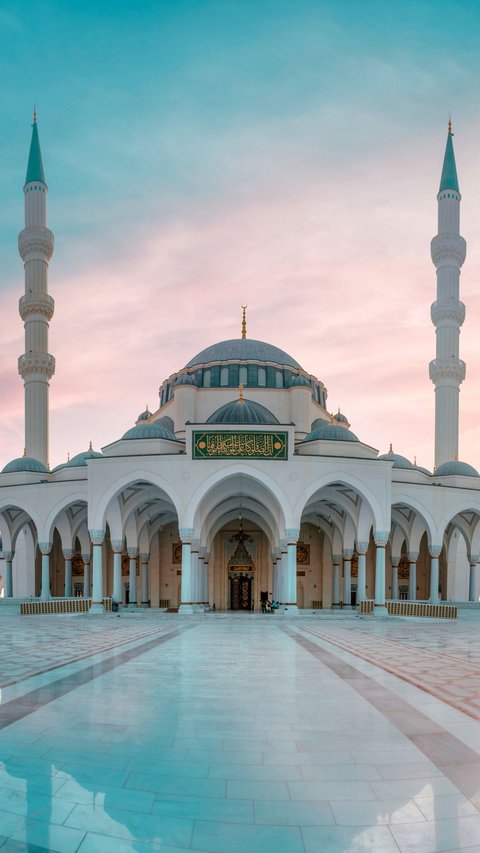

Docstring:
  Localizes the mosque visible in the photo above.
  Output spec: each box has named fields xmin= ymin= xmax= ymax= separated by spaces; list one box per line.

xmin=1 ymin=118 xmax=479 ymax=614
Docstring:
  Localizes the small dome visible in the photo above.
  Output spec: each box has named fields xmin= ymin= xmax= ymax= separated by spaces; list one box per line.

xmin=137 ymin=407 xmax=152 ymax=421
xmin=2 ymin=456 xmax=48 ymax=474
xmin=122 ymin=422 xmax=178 ymax=441
xmin=175 ymin=373 xmax=196 ymax=386
xmin=378 ymin=445 xmax=414 ymax=469
xmin=435 ymin=460 xmax=479 ymax=477
xmin=333 ymin=409 xmax=349 ymax=424
xmin=207 ymin=398 xmax=279 ymax=425
xmin=67 ymin=448 xmax=103 ymax=468
xmin=304 ymin=423 xmax=359 ymax=442
xmin=311 ymin=418 xmax=328 ymax=431
xmin=289 ymin=375 xmax=311 ymax=387
xmin=156 ymin=415 xmax=175 ymax=432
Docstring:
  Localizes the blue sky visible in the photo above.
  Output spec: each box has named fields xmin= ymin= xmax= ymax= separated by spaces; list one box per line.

xmin=2 ymin=0 xmax=480 ymax=467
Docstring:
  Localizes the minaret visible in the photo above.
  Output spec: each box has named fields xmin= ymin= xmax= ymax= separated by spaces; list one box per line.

xmin=18 ymin=111 xmax=55 ymax=466
xmin=429 ymin=121 xmax=466 ymax=469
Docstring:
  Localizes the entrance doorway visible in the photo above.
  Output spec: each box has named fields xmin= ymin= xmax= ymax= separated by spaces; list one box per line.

xmin=230 ymin=575 xmax=252 ymax=610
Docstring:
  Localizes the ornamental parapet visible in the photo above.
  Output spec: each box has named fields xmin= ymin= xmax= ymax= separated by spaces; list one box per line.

xmin=18 ymin=352 xmax=55 ymax=379
xmin=18 ymin=226 xmax=54 ymax=261
xmin=430 ymin=234 xmax=466 ymax=267
xmin=430 ymin=298 xmax=465 ymax=327
xmin=429 ymin=356 xmax=466 ymax=383
xmin=19 ymin=294 xmax=55 ymax=322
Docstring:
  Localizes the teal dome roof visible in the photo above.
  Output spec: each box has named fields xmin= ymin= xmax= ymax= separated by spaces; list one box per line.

xmin=122 ymin=422 xmax=177 ymax=441
xmin=435 ymin=460 xmax=479 ymax=477
xmin=2 ymin=456 xmax=48 ymax=474
xmin=137 ymin=408 xmax=152 ymax=421
xmin=304 ymin=423 xmax=359 ymax=442
xmin=333 ymin=410 xmax=348 ymax=424
xmin=378 ymin=449 xmax=414 ymax=469
xmin=186 ymin=338 xmax=302 ymax=370
xmin=311 ymin=418 xmax=327 ymax=430
xmin=52 ymin=446 xmax=103 ymax=472
xmin=207 ymin=398 xmax=279 ymax=425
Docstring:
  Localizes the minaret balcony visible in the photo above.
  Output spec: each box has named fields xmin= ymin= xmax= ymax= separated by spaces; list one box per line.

xmin=431 ymin=234 xmax=466 ymax=267
xmin=18 ymin=226 xmax=54 ymax=262
xmin=19 ymin=294 xmax=55 ymax=322
xmin=430 ymin=298 xmax=465 ymax=327
xmin=18 ymin=352 xmax=55 ymax=380
xmin=429 ymin=357 xmax=466 ymax=384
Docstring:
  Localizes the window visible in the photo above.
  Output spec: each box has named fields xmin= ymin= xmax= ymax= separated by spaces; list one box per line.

xmin=258 ymin=367 xmax=266 ymax=386
xmin=239 ymin=366 xmax=248 ymax=386
xmin=275 ymin=371 xmax=283 ymax=388
xmin=220 ymin=367 xmax=229 ymax=386
xmin=203 ymin=370 xmax=211 ymax=388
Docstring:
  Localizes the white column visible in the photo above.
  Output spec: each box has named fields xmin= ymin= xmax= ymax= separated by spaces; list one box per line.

xmin=277 ymin=549 xmax=287 ymax=603
xmin=391 ymin=556 xmax=400 ymax=600
xmin=284 ymin=534 xmax=299 ymax=614
xmin=111 ymin=541 xmax=123 ymax=604
xmin=374 ymin=532 xmax=389 ymax=616
xmin=140 ymin=553 xmax=149 ymax=605
xmin=469 ymin=555 xmax=479 ymax=602
xmin=90 ymin=530 xmax=105 ymax=614
xmin=202 ymin=554 xmax=210 ymax=605
xmin=179 ymin=529 xmax=194 ymax=614
xmin=3 ymin=551 xmax=13 ymax=598
xmin=82 ymin=553 xmax=91 ymax=598
xmin=39 ymin=542 xmax=52 ymax=601
xmin=408 ymin=551 xmax=418 ymax=601
xmin=272 ymin=558 xmax=279 ymax=601
xmin=343 ymin=549 xmax=353 ymax=608
xmin=429 ymin=546 xmax=441 ymax=603
xmin=63 ymin=549 xmax=73 ymax=597
xmin=128 ymin=548 xmax=138 ymax=604
xmin=332 ymin=554 xmax=341 ymax=608
xmin=190 ymin=546 xmax=201 ymax=606
xmin=356 ymin=542 xmax=368 ymax=603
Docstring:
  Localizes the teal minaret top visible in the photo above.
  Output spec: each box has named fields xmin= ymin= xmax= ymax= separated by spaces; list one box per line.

xmin=25 ymin=110 xmax=46 ymax=186
xmin=439 ymin=120 xmax=459 ymax=193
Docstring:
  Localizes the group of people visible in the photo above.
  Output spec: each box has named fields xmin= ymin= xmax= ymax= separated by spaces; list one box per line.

xmin=261 ymin=599 xmax=279 ymax=614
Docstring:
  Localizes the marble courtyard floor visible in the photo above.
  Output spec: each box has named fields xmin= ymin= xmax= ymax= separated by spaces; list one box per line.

xmin=0 ymin=613 xmax=480 ymax=852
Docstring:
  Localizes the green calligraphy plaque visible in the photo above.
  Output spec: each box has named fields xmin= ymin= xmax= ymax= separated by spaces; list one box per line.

xmin=193 ymin=430 xmax=288 ymax=460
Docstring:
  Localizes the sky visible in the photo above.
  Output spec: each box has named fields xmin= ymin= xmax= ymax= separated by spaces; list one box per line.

xmin=2 ymin=0 xmax=480 ymax=470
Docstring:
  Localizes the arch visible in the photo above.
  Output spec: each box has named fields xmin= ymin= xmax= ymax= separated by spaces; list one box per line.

xmin=206 ymin=508 xmax=275 ymax=553
xmin=91 ymin=471 xmax=182 ymax=532
xmin=188 ymin=467 xmax=287 ymax=539
xmin=391 ymin=494 xmax=437 ymax=545
xmin=438 ymin=501 xmax=480 ymax=543
xmin=294 ymin=473 xmax=385 ymax=533
xmin=43 ymin=493 xmax=88 ymax=545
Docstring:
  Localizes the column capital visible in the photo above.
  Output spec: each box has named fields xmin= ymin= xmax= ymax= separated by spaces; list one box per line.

xmin=111 ymin=540 xmax=124 ymax=554
xmin=374 ymin=531 xmax=389 ymax=548
xmin=429 ymin=545 xmax=442 ymax=558
xmin=391 ymin=556 xmax=400 ymax=568
xmin=343 ymin=549 xmax=353 ymax=559
xmin=3 ymin=550 xmax=14 ymax=560
xmin=333 ymin=553 xmax=342 ymax=564
xmin=38 ymin=542 xmax=52 ymax=555
xmin=285 ymin=528 xmax=300 ymax=542
xmin=82 ymin=553 xmax=91 ymax=564
xmin=468 ymin=554 xmax=479 ymax=566
xmin=356 ymin=541 xmax=369 ymax=555
xmin=62 ymin=549 xmax=73 ymax=560
xmin=127 ymin=547 xmax=138 ymax=558
xmin=89 ymin=529 xmax=105 ymax=546
xmin=407 ymin=551 xmax=419 ymax=562
xmin=140 ymin=553 xmax=149 ymax=562
xmin=179 ymin=528 xmax=194 ymax=542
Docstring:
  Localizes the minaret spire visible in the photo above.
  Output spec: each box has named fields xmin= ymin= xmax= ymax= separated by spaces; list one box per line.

xmin=241 ymin=305 xmax=247 ymax=339
xmin=429 ymin=121 xmax=466 ymax=468
xmin=18 ymin=114 xmax=55 ymax=466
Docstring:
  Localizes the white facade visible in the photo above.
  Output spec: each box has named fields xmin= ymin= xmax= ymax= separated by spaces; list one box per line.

xmin=1 ymin=121 xmax=480 ymax=613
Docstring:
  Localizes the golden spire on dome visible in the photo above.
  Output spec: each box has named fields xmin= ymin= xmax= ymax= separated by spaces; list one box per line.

xmin=241 ymin=305 xmax=247 ymax=339
xmin=414 ymin=455 xmax=417 ymax=466
xmin=33 ymin=106 xmax=37 ymax=125
xmin=238 ymin=383 xmax=244 ymax=402
xmin=448 ymin=115 xmax=452 ymax=135
xmin=89 ymin=441 xmax=93 ymax=451
xmin=23 ymin=447 xmax=27 ymax=457
xmin=389 ymin=443 xmax=393 ymax=453
xmin=67 ymin=452 xmax=70 ymax=462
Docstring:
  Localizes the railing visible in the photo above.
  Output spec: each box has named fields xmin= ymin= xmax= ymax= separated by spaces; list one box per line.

xmin=311 ymin=600 xmax=322 ymax=609
xmin=358 ymin=599 xmax=457 ymax=618
xmin=158 ymin=599 xmax=171 ymax=608
xmin=20 ymin=598 xmax=113 ymax=615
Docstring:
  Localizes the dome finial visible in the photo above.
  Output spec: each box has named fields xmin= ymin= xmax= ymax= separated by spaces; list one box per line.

xmin=448 ymin=115 xmax=452 ymax=135
xmin=414 ymin=455 xmax=417 ymax=466
xmin=238 ymin=383 xmax=244 ymax=402
xmin=241 ymin=305 xmax=247 ymax=339
xmin=23 ymin=447 xmax=27 ymax=458
xmin=454 ymin=451 xmax=458 ymax=461
xmin=67 ymin=452 xmax=70 ymax=462
xmin=389 ymin=443 xmax=393 ymax=453
xmin=33 ymin=105 xmax=37 ymax=125
xmin=89 ymin=440 xmax=93 ymax=451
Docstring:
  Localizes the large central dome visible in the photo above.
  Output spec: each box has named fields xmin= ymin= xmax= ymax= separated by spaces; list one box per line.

xmin=186 ymin=338 xmax=302 ymax=370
